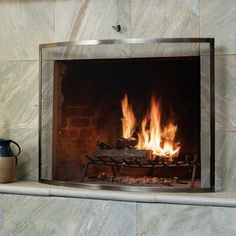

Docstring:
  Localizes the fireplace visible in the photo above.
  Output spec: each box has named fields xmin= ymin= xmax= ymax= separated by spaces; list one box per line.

xmin=39 ymin=38 xmax=215 ymax=192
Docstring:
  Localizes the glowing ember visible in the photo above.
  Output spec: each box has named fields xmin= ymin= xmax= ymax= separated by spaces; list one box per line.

xmin=121 ymin=94 xmax=181 ymax=161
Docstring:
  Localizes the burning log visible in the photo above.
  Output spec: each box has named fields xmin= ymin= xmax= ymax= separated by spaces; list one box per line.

xmin=96 ymin=149 xmax=150 ymax=158
xmin=95 ymin=139 xmax=179 ymax=163
xmin=95 ymin=149 xmax=153 ymax=163
xmin=116 ymin=137 xmax=137 ymax=149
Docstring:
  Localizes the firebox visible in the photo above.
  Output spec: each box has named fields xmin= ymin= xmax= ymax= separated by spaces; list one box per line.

xmin=39 ymin=38 xmax=215 ymax=192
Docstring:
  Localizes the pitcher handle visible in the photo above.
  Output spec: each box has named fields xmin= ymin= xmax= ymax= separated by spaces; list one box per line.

xmin=10 ymin=140 xmax=21 ymax=157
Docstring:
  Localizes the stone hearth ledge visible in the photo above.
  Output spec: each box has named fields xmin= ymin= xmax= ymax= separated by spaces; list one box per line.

xmin=0 ymin=181 xmax=236 ymax=207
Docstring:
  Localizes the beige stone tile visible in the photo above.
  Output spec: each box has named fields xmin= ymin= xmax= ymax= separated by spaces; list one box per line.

xmin=55 ymin=0 xmax=130 ymax=41
xmin=136 ymin=203 xmax=212 ymax=236
xmin=46 ymin=0 xmax=131 ymax=60
xmin=200 ymin=0 xmax=236 ymax=55
xmin=0 ymin=0 xmax=54 ymax=60
xmin=215 ymin=131 xmax=236 ymax=191
xmin=3 ymin=194 xmax=136 ymax=236
xmin=201 ymin=55 xmax=236 ymax=132
xmin=201 ymin=55 xmax=236 ymax=189
xmin=0 ymin=61 xmax=38 ymax=129
xmin=131 ymin=0 xmax=199 ymax=37
xmin=131 ymin=0 xmax=200 ymax=57
xmin=212 ymin=207 xmax=236 ymax=236
xmin=215 ymin=56 xmax=236 ymax=131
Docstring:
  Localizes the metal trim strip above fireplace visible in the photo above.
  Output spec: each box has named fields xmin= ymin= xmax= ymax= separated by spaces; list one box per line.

xmin=39 ymin=37 xmax=214 ymax=48
xmin=39 ymin=38 xmax=215 ymax=192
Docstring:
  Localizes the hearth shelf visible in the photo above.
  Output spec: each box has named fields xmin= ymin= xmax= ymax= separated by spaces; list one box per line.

xmin=0 ymin=181 xmax=236 ymax=207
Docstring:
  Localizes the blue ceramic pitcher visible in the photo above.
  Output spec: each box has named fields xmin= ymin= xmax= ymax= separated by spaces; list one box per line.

xmin=0 ymin=139 xmax=21 ymax=164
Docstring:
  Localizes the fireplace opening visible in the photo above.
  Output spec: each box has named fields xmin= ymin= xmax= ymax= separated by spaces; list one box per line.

xmin=53 ymin=56 xmax=201 ymax=188
xmin=39 ymin=38 xmax=215 ymax=191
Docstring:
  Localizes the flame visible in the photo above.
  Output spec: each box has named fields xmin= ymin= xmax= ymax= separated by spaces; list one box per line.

xmin=121 ymin=94 xmax=136 ymax=139
xmin=121 ymin=94 xmax=181 ymax=161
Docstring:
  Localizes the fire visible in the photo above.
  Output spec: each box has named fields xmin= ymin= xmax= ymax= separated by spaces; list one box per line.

xmin=121 ymin=94 xmax=181 ymax=161
xmin=121 ymin=94 xmax=136 ymax=139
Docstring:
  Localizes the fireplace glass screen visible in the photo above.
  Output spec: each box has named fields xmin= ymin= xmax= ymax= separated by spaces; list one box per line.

xmin=39 ymin=39 xmax=215 ymax=191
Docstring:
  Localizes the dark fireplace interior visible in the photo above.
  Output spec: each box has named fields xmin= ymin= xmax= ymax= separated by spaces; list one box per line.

xmin=53 ymin=56 xmax=201 ymax=188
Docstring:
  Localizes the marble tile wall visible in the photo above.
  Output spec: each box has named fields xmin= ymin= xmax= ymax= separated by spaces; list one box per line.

xmin=0 ymin=194 xmax=3 ymax=235
xmin=0 ymin=0 xmax=235 ymax=191
xmin=1 ymin=193 xmax=236 ymax=236
xmin=1 ymin=1 xmax=236 ymax=236
xmin=131 ymin=0 xmax=200 ymax=57
xmin=0 ymin=0 xmax=54 ymax=61
xmin=1 ymin=194 xmax=136 ymax=236
xmin=212 ymin=207 xmax=236 ymax=236
xmin=136 ymin=202 xmax=236 ymax=236
xmin=200 ymin=0 xmax=236 ymax=190
xmin=54 ymin=0 xmax=130 ymax=41
xmin=200 ymin=0 xmax=236 ymax=55
xmin=131 ymin=0 xmax=199 ymax=38
xmin=214 ymin=56 xmax=236 ymax=191
xmin=136 ymin=203 xmax=212 ymax=236
xmin=0 ymin=61 xmax=38 ymax=129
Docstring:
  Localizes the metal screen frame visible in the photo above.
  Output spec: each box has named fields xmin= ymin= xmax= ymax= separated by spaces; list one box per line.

xmin=39 ymin=38 xmax=215 ymax=192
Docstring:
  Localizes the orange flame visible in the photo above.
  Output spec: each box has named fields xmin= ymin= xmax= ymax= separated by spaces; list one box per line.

xmin=121 ymin=94 xmax=136 ymax=139
xmin=121 ymin=94 xmax=181 ymax=161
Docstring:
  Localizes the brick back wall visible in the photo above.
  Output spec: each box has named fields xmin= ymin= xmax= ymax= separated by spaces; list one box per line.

xmin=55 ymin=61 xmax=121 ymax=180
xmin=56 ymin=94 xmax=100 ymax=180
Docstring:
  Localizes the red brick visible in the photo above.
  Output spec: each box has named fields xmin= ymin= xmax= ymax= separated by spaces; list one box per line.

xmin=70 ymin=118 xmax=90 ymax=127
xmin=57 ymin=138 xmax=79 ymax=157
xmin=80 ymin=128 xmax=96 ymax=137
xmin=80 ymin=108 xmax=94 ymax=116
xmin=63 ymin=108 xmax=81 ymax=117
xmin=61 ymin=118 xmax=68 ymax=128
xmin=77 ymin=138 xmax=88 ymax=147
xmin=60 ymin=129 xmax=79 ymax=138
